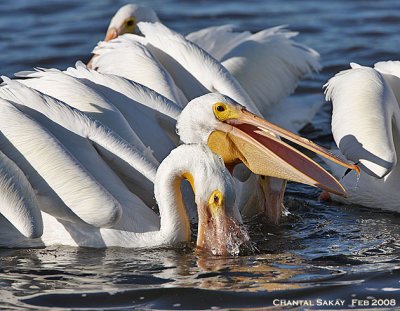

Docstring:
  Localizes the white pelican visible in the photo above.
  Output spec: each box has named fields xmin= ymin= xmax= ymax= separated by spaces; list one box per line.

xmin=323 ymin=62 xmax=400 ymax=212
xmin=0 ymin=143 xmax=249 ymax=256
xmin=103 ymin=3 xmax=160 ymax=39
xmin=0 ymin=86 xmax=351 ymax=250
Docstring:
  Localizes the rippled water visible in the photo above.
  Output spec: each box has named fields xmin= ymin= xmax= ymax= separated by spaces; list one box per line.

xmin=1 ymin=0 xmax=400 ymax=309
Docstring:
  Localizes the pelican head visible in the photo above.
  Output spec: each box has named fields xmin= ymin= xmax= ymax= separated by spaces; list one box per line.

xmin=188 ymin=148 xmax=246 ymax=256
xmin=155 ymin=144 xmax=249 ymax=256
xmin=105 ymin=4 xmax=159 ymax=41
xmin=177 ymin=93 xmax=359 ymax=197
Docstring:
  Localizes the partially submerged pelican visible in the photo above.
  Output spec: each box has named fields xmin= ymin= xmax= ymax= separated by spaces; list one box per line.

xmin=0 ymin=79 xmax=248 ymax=254
xmin=0 ymin=141 xmax=249 ymax=256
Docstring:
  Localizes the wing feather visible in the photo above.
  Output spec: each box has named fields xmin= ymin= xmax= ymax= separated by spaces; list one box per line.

xmin=15 ymin=68 xmax=152 ymax=160
xmin=0 ymin=148 xmax=42 ymax=238
xmin=138 ymin=22 xmax=259 ymax=114
xmin=0 ymin=97 xmax=122 ymax=228
xmin=324 ymin=66 xmax=397 ymax=178
xmin=221 ymin=26 xmax=320 ymax=117
xmin=186 ymin=25 xmax=250 ymax=61
xmin=90 ymin=35 xmax=187 ymax=107
xmin=0 ymin=79 xmax=159 ymax=226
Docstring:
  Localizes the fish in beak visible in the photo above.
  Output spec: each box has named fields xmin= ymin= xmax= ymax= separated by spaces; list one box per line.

xmin=196 ymin=190 xmax=251 ymax=256
xmin=207 ymin=102 xmax=359 ymax=197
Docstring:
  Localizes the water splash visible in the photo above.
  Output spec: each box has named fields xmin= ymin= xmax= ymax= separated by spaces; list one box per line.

xmin=223 ymin=221 xmax=255 ymax=256
xmin=354 ymin=171 xmax=361 ymax=191
xmin=346 ymin=170 xmax=361 ymax=192
xmin=203 ymin=218 xmax=256 ymax=256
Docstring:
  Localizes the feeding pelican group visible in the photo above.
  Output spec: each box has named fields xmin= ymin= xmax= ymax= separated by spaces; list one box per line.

xmin=0 ymin=4 xmax=368 ymax=255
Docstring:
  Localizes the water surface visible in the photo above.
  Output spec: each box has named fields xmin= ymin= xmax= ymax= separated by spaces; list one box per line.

xmin=1 ymin=0 xmax=400 ymax=309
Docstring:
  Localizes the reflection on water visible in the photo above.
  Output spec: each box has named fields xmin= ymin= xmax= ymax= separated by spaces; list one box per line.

xmin=1 ymin=0 xmax=400 ymax=309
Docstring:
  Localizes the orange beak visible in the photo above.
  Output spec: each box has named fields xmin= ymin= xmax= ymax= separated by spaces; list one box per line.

xmin=104 ymin=27 xmax=119 ymax=42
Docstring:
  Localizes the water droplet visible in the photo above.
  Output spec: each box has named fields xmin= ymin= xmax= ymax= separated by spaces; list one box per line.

xmin=354 ymin=171 xmax=361 ymax=191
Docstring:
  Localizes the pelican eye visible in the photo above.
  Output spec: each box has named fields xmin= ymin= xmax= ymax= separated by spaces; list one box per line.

xmin=125 ymin=18 xmax=136 ymax=27
xmin=216 ymin=105 xmax=225 ymax=112
xmin=212 ymin=102 xmax=239 ymax=121
xmin=209 ymin=190 xmax=223 ymax=208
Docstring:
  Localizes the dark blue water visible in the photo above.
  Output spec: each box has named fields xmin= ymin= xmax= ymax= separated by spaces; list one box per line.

xmin=1 ymin=0 xmax=400 ymax=309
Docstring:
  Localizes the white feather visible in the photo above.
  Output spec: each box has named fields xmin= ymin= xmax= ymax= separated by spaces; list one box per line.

xmin=14 ymin=68 xmax=154 ymax=162
xmin=374 ymin=60 xmax=400 ymax=77
xmin=188 ymin=25 xmax=320 ymax=119
xmin=91 ymin=35 xmax=187 ymax=107
xmin=0 ymin=79 xmax=160 ymax=227
xmin=66 ymin=62 xmax=180 ymax=159
xmin=264 ymin=93 xmax=324 ymax=133
xmin=186 ymin=25 xmax=251 ymax=61
xmin=137 ymin=22 xmax=260 ymax=114
xmin=324 ymin=66 xmax=398 ymax=178
xmin=0 ymin=97 xmax=122 ymax=228
xmin=374 ymin=61 xmax=400 ymax=105
xmin=221 ymin=27 xmax=320 ymax=117
xmin=0 ymin=148 xmax=42 ymax=239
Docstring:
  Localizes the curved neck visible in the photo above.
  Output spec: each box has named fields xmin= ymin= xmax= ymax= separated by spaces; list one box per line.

xmin=155 ymin=164 xmax=192 ymax=245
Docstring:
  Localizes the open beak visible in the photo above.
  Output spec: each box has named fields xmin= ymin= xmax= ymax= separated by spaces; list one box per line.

xmin=208 ymin=106 xmax=359 ymax=196
xmin=196 ymin=200 xmax=250 ymax=256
